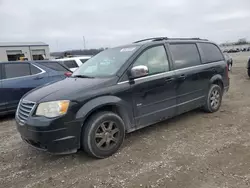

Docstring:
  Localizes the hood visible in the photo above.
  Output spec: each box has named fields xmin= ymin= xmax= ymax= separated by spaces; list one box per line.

xmin=24 ymin=77 xmax=113 ymax=102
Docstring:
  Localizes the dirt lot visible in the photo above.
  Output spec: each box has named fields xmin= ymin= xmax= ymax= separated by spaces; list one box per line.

xmin=1 ymin=53 xmax=250 ymax=188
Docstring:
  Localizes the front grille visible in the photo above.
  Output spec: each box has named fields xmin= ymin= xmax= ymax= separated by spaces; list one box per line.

xmin=17 ymin=100 xmax=36 ymax=124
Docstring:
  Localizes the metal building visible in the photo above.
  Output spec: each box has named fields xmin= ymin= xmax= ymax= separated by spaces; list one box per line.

xmin=0 ymin=42 xmax=50 ymax=62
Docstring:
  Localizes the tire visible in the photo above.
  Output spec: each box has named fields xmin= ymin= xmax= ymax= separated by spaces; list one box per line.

xmin=203 ymin=84 xmax=222 ymax=113
xmin=248 ymin=69 xmax=250 ymax=78
xmin=82 ymin=111 xmax=125 ymax=158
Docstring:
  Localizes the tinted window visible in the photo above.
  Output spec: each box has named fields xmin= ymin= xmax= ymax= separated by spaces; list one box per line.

xmin=80 ymin=59 xmax=88 ymax=64
xmin=39 ymin=62 xmax=68 ymax=71
xmin=169 ymin=43 xmax=201 ymax=69
xmin=63 ymin=60 xmax=78 ymax=68
xmin=133 ymin=45 xmax=169 ymax=75
xmin=4 ymin=63 xmax=31 ymax=79
xmin=199 ymin=43 xmax=224 ymax=63
xmin=31 ymin=65 xmax=42 ymax=74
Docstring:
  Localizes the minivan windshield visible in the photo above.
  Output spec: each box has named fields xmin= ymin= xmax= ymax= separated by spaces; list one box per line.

xmin=72 ymin=46 xmax=138 ymax=77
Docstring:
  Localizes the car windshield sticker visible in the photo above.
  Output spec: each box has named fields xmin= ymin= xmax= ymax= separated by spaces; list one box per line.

xmin=120 ymin=47 xmax=136 ymax=52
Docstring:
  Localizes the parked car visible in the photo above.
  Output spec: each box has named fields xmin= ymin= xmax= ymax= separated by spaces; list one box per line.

xmin=16 ymin=37 xmax=229 ymax=158
xmin=228 ymin=49 xmax=238 ymax=53
xmin=56 ymin=56 xmax=92 ymax=72
xmin=0 ymin=61 xmax=72 ymax=115
xmin=224 ymin=53 xmax=233 ymax=71
xmin=247 ymin=57 xmax=250 ymax=77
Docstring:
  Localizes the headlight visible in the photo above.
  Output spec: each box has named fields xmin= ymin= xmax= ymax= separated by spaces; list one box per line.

xmin=36 ymin=100 xmax=70 ymax=118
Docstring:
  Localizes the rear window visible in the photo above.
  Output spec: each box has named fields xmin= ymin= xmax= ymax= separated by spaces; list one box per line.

xmin=39 ymin=62 xmax=68 ymax=71
xmin=62 ymin=60 xmax=78 ymax=68
xmin=4 ymin=63 xmax=31 ymax=79
xmin=169 ymin=43 xmax=201 ymax=69
xmin=199 ymin=43 xmax=224 ymax=63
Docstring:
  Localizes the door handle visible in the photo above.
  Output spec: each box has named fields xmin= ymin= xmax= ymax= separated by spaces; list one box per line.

xmin=178 ymin=74 xmax=186 ymax=81
xmin=165 ymin=77 xmax=175 ymax=82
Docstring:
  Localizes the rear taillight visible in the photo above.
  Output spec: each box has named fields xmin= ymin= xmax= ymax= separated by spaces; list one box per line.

xmin=64 ymin=72 xmax=72 ymax=77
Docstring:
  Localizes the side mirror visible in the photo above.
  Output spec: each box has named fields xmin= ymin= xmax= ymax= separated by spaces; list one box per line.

xmin=130 ymin=65 xmax=149 ymax=79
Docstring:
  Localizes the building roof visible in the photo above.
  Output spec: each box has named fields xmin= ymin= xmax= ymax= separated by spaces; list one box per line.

xmin=0 ymin=42 xmax=48 ymax=47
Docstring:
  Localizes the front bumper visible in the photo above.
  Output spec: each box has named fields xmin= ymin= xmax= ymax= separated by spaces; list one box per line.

xmin=16 ymin=116 xmax=82 ymax=154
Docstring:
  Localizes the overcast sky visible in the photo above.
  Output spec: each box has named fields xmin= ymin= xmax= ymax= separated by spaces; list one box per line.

xmin=0 ymin=0 xmax=249 ymax=51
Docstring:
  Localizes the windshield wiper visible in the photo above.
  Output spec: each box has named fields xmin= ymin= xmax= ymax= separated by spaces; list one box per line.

xmin=71 ymin=75 xmax=94 ymax=78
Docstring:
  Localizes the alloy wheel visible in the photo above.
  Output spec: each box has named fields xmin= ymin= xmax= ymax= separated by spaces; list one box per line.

xmin=95 ymin=121 xmax=119 ymax=150
xmin=210 ymin=89 xmax=220 ymax=110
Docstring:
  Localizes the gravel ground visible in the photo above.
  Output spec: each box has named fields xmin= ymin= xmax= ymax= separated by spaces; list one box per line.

xmin=1 ymin=53 xmax=250 ymax=188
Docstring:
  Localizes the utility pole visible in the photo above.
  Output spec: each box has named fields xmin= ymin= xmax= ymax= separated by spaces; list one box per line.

xmin=56 ymin=40 xmax=59 ymax=51
xmin=83 ymin=36 xmax=86 ymax=49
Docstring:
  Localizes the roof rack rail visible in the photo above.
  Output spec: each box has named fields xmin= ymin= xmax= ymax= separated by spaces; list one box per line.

xmin=168 ymin=37 xmax=208 ymax=41
xmin=133 ymin=37 xmax=168 ymax=43
xmin=133 ymin=37 xmax=208 ymax=43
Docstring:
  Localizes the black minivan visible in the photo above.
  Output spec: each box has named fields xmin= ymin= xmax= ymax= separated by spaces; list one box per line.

xmin=16 ymin=37 xmax=229 ymax=158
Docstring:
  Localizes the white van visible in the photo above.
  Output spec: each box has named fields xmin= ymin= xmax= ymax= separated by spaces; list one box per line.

xmin=57 ymin=56 xmax=92 ymax=71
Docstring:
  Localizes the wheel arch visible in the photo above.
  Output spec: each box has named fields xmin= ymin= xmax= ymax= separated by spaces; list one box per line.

xmin=210 ymin=74 xmax=224 ymax=90
xmin=76 ymin=96 xmax=134 ymax=133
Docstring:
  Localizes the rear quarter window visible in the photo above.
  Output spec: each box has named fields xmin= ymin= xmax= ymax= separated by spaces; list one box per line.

xmin=199 ymin=43 xmax=224 ymax=63
xmin=169 ymin=43 xmax=201 ymax=69
xmin=30 ymin=64 xmax=42 ymax=74
xmin=80 ymin=59 xmax=89 ymax=64
xmin=39 ymin=62 xmax=68 ymax=71
xmin=62 ymin=60 xmax=78 ymax=68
